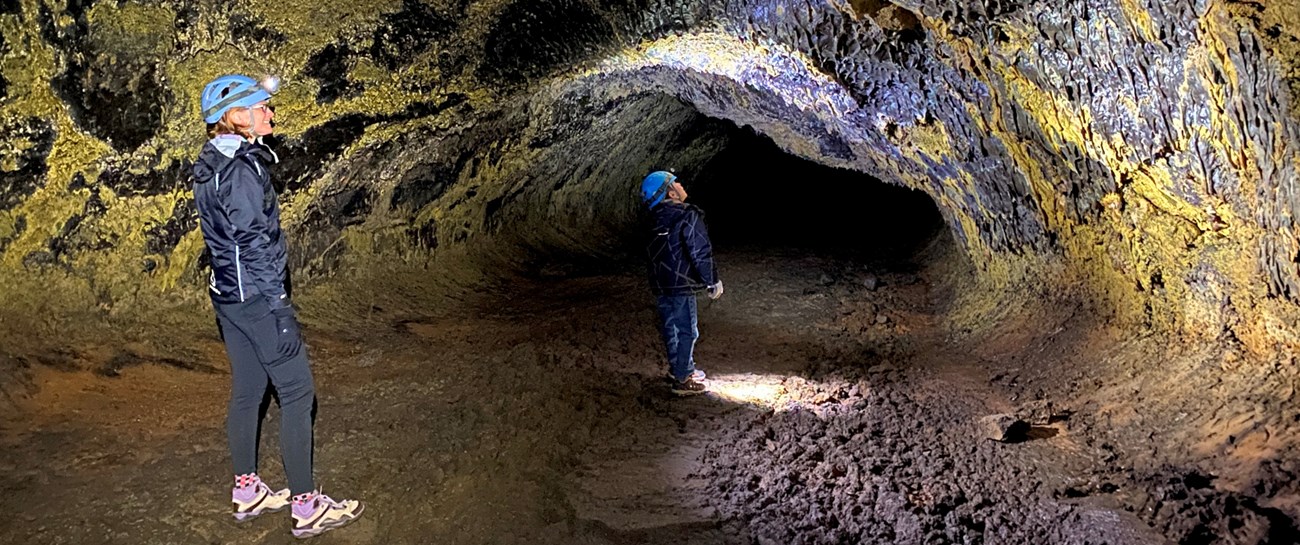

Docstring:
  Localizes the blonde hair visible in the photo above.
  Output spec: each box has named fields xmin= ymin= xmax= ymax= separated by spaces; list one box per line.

xmin=206 ymin=107 xmax=255 ymax=139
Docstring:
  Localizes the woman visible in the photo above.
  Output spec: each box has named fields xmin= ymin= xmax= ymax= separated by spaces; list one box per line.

xmin=191 ymin=74 xmax=363 ymax=539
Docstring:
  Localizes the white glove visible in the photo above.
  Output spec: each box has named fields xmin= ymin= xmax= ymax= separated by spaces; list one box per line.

xmin=707 ymin=281 xmax=724 ymax=300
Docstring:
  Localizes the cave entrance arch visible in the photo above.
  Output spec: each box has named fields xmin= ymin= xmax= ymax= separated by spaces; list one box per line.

xmin=500 ymin=90 xmax=952 ymax=284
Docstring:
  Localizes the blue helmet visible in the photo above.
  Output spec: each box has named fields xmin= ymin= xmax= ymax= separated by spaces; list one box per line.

xmin=641 ymin=170 xmax=676 ymax=208
xmin=200 ymin=75 xmax=278 ymax=124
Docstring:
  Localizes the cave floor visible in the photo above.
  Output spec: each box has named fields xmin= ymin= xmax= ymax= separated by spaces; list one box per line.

xmin=1 ymin=247 xmax=1280 ymax=544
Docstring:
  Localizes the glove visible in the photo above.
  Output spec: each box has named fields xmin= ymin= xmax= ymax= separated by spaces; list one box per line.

xmin=707 ymin=281 xmax=724 ymax=300
xmin=271 ymin=306 xmax=303 ymax=358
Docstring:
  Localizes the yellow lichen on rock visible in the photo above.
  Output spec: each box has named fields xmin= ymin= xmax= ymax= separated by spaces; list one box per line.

xmin=86 ymin=1 xmax=176 ymax=58
xmin=1115 ymin=0 xmax=1159 ymax=44
xmin=240 ymin=0 xmax=400 ymax=68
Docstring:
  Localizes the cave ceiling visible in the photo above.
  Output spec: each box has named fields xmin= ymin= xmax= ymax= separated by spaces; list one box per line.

xmin=0 ymin=0 xmax=1298 ymax=352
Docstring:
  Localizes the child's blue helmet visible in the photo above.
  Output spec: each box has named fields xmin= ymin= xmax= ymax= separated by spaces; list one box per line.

xmin=641 ymin=170 xmax=676 ymax=208
xmin=201 ymin=75 xmax=278 ymax=124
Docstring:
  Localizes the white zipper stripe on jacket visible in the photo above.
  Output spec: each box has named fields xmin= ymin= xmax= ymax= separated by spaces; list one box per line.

xmin=222 ymin=169 xmax=244 ymax=302
xmin=235 ymin=245 xmax=245 ymax=301
xmin=245 ymin=161 xmax=256 ymax=301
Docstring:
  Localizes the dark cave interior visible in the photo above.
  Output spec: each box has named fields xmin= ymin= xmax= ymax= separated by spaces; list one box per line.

xmin=688 ymin=122 xmax=945 ymax=258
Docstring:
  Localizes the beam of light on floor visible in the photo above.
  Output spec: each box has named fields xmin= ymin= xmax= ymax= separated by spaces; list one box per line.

xmin=707 ymin=373 xmax=789 ymax=407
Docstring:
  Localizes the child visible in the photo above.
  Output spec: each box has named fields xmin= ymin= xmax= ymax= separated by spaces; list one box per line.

xmin=641 ymin=170 xmax=724 ymax=395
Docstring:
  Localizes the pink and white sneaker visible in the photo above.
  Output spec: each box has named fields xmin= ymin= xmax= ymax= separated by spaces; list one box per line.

xmin=291 ymin=490 xmax=364 ymax=539
xmin=232 ymin=473 xmax=291 ymax=522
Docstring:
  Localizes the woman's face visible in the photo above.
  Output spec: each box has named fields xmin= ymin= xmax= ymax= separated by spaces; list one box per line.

xmin=247 ymin=101 xmax=274 ymax=136
xmin=228 ymin=101 xmax=275 ymax=137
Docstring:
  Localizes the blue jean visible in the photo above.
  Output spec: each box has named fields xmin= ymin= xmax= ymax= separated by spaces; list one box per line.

xmin=655 ymin=295 xmax=699 ymax=381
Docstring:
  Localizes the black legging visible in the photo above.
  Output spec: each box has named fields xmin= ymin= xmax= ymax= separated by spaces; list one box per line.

xmin=214 ymin=298 xmax=315 ymax=495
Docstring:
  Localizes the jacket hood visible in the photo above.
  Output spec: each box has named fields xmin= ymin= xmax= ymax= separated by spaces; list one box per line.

xmin=192 ymin=135 xmax=244 ymax=184
xmin=652 ymin=201 xmax=697 ymax=228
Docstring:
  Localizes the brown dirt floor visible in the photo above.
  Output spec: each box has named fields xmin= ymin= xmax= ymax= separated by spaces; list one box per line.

xmin=2 ymin=244 xmax=1299 ymax=544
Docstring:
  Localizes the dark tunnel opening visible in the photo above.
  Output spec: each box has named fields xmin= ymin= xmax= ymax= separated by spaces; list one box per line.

xmin=686 ymin=124 xmax=947 ymax=262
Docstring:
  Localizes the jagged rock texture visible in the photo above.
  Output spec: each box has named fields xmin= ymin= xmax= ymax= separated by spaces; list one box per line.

xmin=0 ymin=0 xmax=1298 ymax=351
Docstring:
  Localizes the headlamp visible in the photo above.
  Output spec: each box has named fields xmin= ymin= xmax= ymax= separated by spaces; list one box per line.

xmin=260 ymin=75 xmax=282 ymax=95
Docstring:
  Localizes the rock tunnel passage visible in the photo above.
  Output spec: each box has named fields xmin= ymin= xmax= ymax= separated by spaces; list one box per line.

xmin=4 ymin=0 xmax=1300 ymax=544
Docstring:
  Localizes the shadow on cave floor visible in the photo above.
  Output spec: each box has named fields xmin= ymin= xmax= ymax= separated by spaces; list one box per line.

xmin=1 ymin=238 xmax=1296 ymax=544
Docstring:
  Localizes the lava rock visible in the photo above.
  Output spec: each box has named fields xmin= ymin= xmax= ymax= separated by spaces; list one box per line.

xmin=304 ymin=42 xmax=363 ymax=104
xmin=0 ymin=117 xmax=56 ymax=210
xmin=1015 ymin=400 xmax=1068 ymax=426
xmin=46 ymin=1 xmax=175 ymax=152
xmin=979 ymin=414 xmax=1029 ymax=442
xmin=479 ymin=0 xmax=616 ymax=85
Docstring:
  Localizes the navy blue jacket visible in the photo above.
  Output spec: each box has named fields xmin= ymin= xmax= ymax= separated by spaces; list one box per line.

xmin=646 ymin=201 xmax=718 ymax=296
xmin=191 ymin=135 xmax=292 ymax=310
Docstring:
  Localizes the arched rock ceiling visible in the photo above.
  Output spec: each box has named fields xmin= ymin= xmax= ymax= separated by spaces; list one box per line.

xmin=0 ymin=0 xmax=1298 ymax=351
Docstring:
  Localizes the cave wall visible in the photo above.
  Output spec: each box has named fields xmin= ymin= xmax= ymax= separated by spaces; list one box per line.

xmin=0 ymin=0 xmax=1298 ymax=354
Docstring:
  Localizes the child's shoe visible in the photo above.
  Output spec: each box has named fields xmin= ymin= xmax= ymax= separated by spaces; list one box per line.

xmin=665 ymin=369 xmax=707 ymax=382
xmin=671 ymin=376 xmax=708 ymax=396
